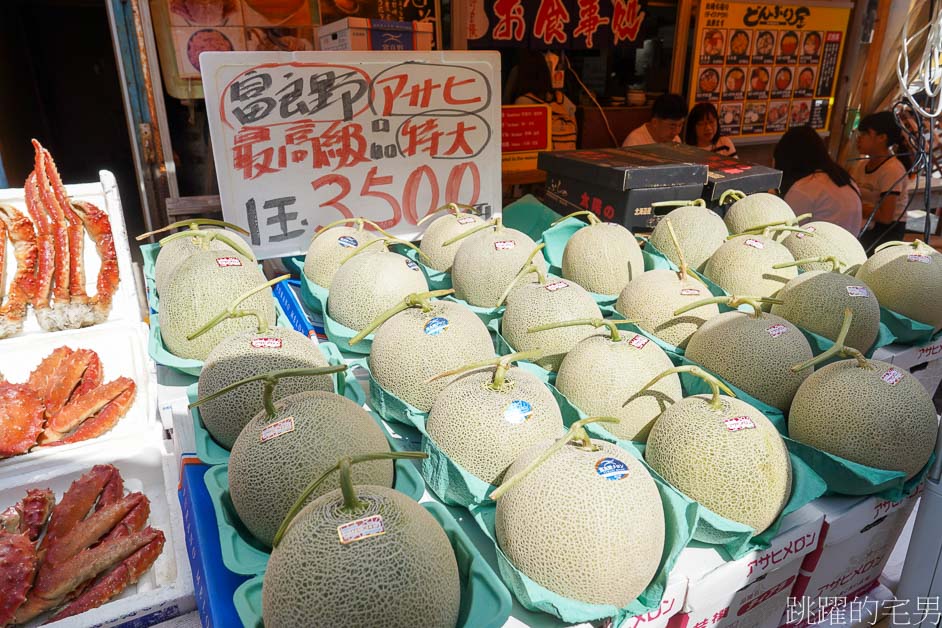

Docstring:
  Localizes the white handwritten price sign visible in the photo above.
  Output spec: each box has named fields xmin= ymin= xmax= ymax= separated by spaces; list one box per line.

xmin=200 ymin=51 xmax=502 ymax=259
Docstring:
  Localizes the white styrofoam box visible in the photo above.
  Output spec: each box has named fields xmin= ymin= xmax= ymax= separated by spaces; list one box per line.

xmin=0 ymin=321 xmax=159 ymax=473
xmin=784 ymin=486 xmax=922 ymax=627
xmin=666 ymin=504 xmax=824 ymax=628
xmin=317 ymin=17 xmax=434 ymax=51
xmin=0 ymin=437 xmax=194 ymax=627
xmin=879 ymin=500 xmax=919 ymax=592
xmin=0 ymin=170 xmax=143 ymax=339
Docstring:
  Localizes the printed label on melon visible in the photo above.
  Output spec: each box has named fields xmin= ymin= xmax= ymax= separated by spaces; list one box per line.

xmin=846 ymin=285 xmax=871 ymax=297
xmin=744 ymin=238 xmax=765 ymax=250
xmin=882 ymin=368 xmax=903 ymax=386
xmin=250 ymin=337 xmax=283 ymax=349
xmin=423 ymin=317 xmax=449 ymax=336
xmin=543 ymin=281 xmax=569 ymax=292
xmin=337 ymin=235 xmax=358 ymax=248
xmin=494 ymin=240 xmax=516 ymax=251
xmin=457 ymin=216 xmax=476 ymax=225
xmin=337 ymin=515 xmax=386 ymax=544
xmin=504 ymin=400 xmax=533 ymax=425
xmin=260 ymin=416 xmax=295 ymax=443
xmin=766 ymin=323 xmax=789 ymax=338
xmin=628 ymin=335 xmax=649 ymax=349
xmin=795 ymin=226 xmax=816 ymax=240
xmin=908 ymin=254 xmax=933 ymax=264
xmin=595 ymin=457 xmax=630 ymax=481
xmin=680 ymin=288 xmax=701 ymax=296
xmin=215 ymin=256 xmax=243 ymax=267
xmin=724 ymin=416 xmax=756 ymax=432
xmin=405 ymin=259 xmax=421 ymax=271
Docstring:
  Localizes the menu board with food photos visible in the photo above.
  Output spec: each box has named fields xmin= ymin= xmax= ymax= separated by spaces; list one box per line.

xmin=690 ymin=0 xmax=851 ymax=139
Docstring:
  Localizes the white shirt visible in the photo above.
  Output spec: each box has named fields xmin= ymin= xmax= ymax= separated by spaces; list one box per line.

xmin=849 ymin=156 xmax=909 ymax=225
xmin=784 ymin=172 xmax=862 ymax=234
xmin=622 ymin=123 xmax=681 ymax=147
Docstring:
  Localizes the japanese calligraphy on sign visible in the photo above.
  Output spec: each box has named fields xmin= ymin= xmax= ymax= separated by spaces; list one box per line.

xmin=690 ymin=0 xmax=850 ymax=140
xmin=467 ymin=0 xmax=646 ymax=49
xmin=201 ymin=51 xmax=501 ymax=259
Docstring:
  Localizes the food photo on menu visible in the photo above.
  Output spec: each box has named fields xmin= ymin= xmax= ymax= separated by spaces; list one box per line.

xmin=795 ymin=66 xmax=816 ymax=97
xmin=701 ymin=29 xmax=725 ymax=62
xmin=174 ymin=26 xmax=241 ymax=75
xmin=752 ymin=29 xmax=776 ymax=63
xmin=801 ymin=31 xmax=823 ymax=62
xmin=772 ymin=66 xmax=794 ymax=99
xmin=723 ymin=67 xmax=746 ymax=99
xmin=790 ymin=100 xmax=812 ymax=126
xmin=743 ymin=102 xmax=767 ymax=133
xmin=748 ymin=66 xmax=771 ymax=98
xmin=697 ymin=68 xmax=721 ymax=99
xmin=766 ymin=100 xmax=790 ymax=131
xmin=777 ymin=30 xmax=799 ymax=63
xmin=727 ymin=29 xmax=750 ymax=62
xmin=719 ymin=103 xmax=743 ymax=134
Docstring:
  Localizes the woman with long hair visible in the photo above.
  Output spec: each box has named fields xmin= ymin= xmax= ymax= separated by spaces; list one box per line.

xmin=684 ymin=102 xmax=736 ymax=157
xmin=849 ymin=111 xmax=914 ymax=248
xmin=773 ymin=126 xmax=861 ymax=233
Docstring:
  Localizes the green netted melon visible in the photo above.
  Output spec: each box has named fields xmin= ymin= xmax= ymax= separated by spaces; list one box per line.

xmin=685 ymin=310 xmax=813 ymax=411
xmin=228 ymin=392 xmax=393 ymax=546
xmin=369 ymin=300 xmax=495 ymax=411
xmin=649 ymin=205 xmax=729 ymax=271
xmin=425 ymin=366 xmax=564 ymax=484
xmin=645 ymin=394 xmax=791 ymax=534
xmin=159 ymin=251 xmax=273 ymax=360
xmin=781 ymin=222 xmax=867 ymax=273
xmin=198 ymin=328 xmax=333 ymax=449
xmin=501 ymin=278 xmax=602 ymax=371
xmin=496 ymin=438 xmax=664 ymax=605
xmin=419 ymin=212 xmax=485 ymax=272
xmin=704 ymin=235 xmax=797 ymax=305
xmin=155 ymin=228 xmax=252 ymax=296
xmin=789 ymin=358 xmax=937 ymax=481
xmin=724 ymin=193 xmax=796 ymax=238
xmin=451 ymin=226 xmax=547 ymax=307
xmin=302 ymin=223 xmax=380 ymax=289
xmin=327 ymin=249 xmax=428 ymax=331
xmin=264 ymin=485 xmax=460 ymax=628
xmin=556 ymin=332 xmax=682 ymax=441
xmin=855 ymin=242 xmax=942 ymax=332
xmin=561 ymin=222 xmax=644 ymax=296
xmin=771 ymin=272 xmax=880 ymax=353
xmin=616 ymin=271 xmax=720 ymax=348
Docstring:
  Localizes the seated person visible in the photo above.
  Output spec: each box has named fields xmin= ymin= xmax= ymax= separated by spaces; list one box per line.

xmin=685 ymin=102 xmax=737 ymax=157
xmin=622 ymin=94 xmax=688 ymax=146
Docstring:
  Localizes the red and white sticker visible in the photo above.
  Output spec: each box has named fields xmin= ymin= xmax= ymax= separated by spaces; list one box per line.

xmin=250 ymin=337 xmax=283 ymax=349
xmin=846 ymin=285 xmax=871 ymax=297
xmin=744 ymin=238 xmax=765 ymax=250
xmin=544 ymin=281 xmax=569 ymax=292
xmin=882 ymin=368 xmax=903 ymax=386
xmin=260 ymin=416 xmax=295 ymax=443
xmin=724 ymin=416 xmax=756 ymax=431
xmin=337 ymin=515 xmax=386 ymax=544
xmin=766 ymin=323 xmax=789 ymax=338
xmin=628 ymin=334 xmax=649 ymax=349
xmin=215 ymin=256 xmax=243 ymax=267
xmin=908 ymin=254 xmax=933 ymax=264
xmin=457 ymin=216 xmax=476 ymax=225
xmin=680 ymin=288 xmax=701 ymax=296
xmin=795 ymin=226 xmax=816 ymax=240
xmin=494 ymin=240 xmax=516 ymax=251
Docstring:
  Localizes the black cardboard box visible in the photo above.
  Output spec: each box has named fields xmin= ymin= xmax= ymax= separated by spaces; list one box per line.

xmin=537 ymin=146 xmax=709 ymax=190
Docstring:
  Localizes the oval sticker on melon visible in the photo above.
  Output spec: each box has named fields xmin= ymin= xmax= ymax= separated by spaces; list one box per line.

xmin=251 ymin=337 xmax=283 ymax=349
xmin=766 ymin=323 xmax=789 ymax=338
xmin=337 ymin=515 xmax=385 ymax=545
xmin=846 ymin=286 xmax=870 ymax=297
xmin=908 ymin=254 xmax=932 ymax=264
xmin=724 ymin=416 xmax=756 ymax=431
xmin=215 ymin=256 xmax=243 ymax=267
xmin=504 ymin=400 xmax=533 ymax=425
xmin=423 ymin=317 xmax=449 ymax=336
xmin=494 ymin=240 xmax=516 ymax=251
xmin=337 ymin=235 xmax=358 ymax=248
xmin=543 ymin=281 xmax=569 ymax=292
xmin=744 ymin=239 xmax=765 ymax=250
xmin=260 ymin=416 xmax=295 ymax=442
xmin=457 ymin=216 xmax=476 ymax=225
xmin=882 ymin=368 xmax=903 ymax=386
xmin=595 ymin=457 xmax=629 ymax=481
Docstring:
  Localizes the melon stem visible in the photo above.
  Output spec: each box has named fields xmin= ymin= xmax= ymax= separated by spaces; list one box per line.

xmin=187 ymin=274 xmax=289 ymax=341
xmin=719 ymin=189 xmax=746 ymax=205
xmin=550 ymin=210 xmax=602 ymax=226
xmin=273 ymin=451 xmax=428 ymax=547
xmin=490 ymin=416 xmax=621 ymax=500
xmin=672 ymin=295 xmax=780 ymax=319
xmin=156 ymin=229 xmax=256 ymax=260
xmin=650 ymin=198 xmax=706 ymax=208
xmin=136 ymin=218 xmax=249 ymax=241
xmin=761 ymin=225 xmax=812 ymax=238
xmin=772 ymin=256 xmax=842 ymax=272
xmin=526 ymin=318 xmax=637 ymax=343
xmin=310 ymin=217 xmax=396 ymax=244
xmin=442 ymin=217 xmax=498 ymax=247
xmin=427 ymin=350 xmax=544 ymax=389
xmin=496 ymin=244 xmax=548 ymax=307
xmin=664 ymin=219 xmax=690 ymax=281
xmin=417 ymin=202 xmax=479 ymax=225
xmin=730 ymin=214 xmax=812 ymax=239
xmin=638 ymin=365 xmax=735 ymax=411
xmin=874 ymin=239 xmax=928 ymax=253
xmin=790 ymin=308 xmax=871 ymax=371
xmin=188 ymin=366 xmax=349 ymax=417
xmin=350 ymin=289 xmax=455 ymax=345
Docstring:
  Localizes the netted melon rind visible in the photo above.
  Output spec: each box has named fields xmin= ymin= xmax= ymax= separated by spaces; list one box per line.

xmin=789 ymin=359 xmax=937 ymax=479
xmin=649 ymin=205 xmax=729 ymax=272
xmin=703 ymin=235 xmax=796 ymax=305
xmin=451 ymin=227 xmax=548 ymax=307
xmin=263 ymin=486 xmax=460 ymax=628
xmin=228 ymin=391 xmax=393 ymax=547
xmin=496 ymin=438 xmax=664 ymax=606
xmin=302 ymin=225 xmax=380 ymax=289
xmin=155 ymin=228 xmax=252 ymax=296
xmin=780 ymin=222 xmax=867 ymax=273
xmin=724 ymin=193 xmax=796 ymax=238
xmin=855 ymin=244 xmax=942 ymax=332
xmin=420 ymin=213 xmax=486 ymax=272
xmin=561 ymin=222 xmax=644 ymax=296
xmin=645 ymin=394 xmax=791 ymax=534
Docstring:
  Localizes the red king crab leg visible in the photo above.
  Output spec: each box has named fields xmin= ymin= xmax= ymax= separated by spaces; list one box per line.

xmin=39 ymin=145 xmax=86 ymax=300
xmin=23 ymin=172 xmax=53 ymax=311
xmin=31 ymin=142 xmax=71 ymax=305
xmin=0 ymin=204 xmax=39 ymax=339
xmin=71 ymin=200 xmax=119 ymax=325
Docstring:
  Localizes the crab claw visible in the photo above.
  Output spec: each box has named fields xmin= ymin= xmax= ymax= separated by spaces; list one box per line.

xmin=40 ymin=377 xmax=135 ymax=445
xmin=0 ymin=531 xmax=39 ymax=626
xmin=0 ymin=489 xmax=55 ymax=542
xmin=41 ymin=465 xmax=120 ymax=553
xmin=0 ymin=383 xmax=45 ymax=459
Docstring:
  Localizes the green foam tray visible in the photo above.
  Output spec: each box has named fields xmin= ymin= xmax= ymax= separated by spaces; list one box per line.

xmin=230 ymin=500 xmax=512 ymax=628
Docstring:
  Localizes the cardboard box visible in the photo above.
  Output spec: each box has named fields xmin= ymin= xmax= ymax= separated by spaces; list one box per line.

xmin=872 ymin=336 xmax=942 ymax=370
xmin=317 ymin=18 xmax=434 ymax=51
xmin=666 ymin=505 xmax=824 ymax=628
xmin=621 ymin=574 xmax=689 ymax=628
xmin=537 ymin=146 xmax=709 ymax=191
xmin=784 ymin=487 xmax=922 ymax=627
